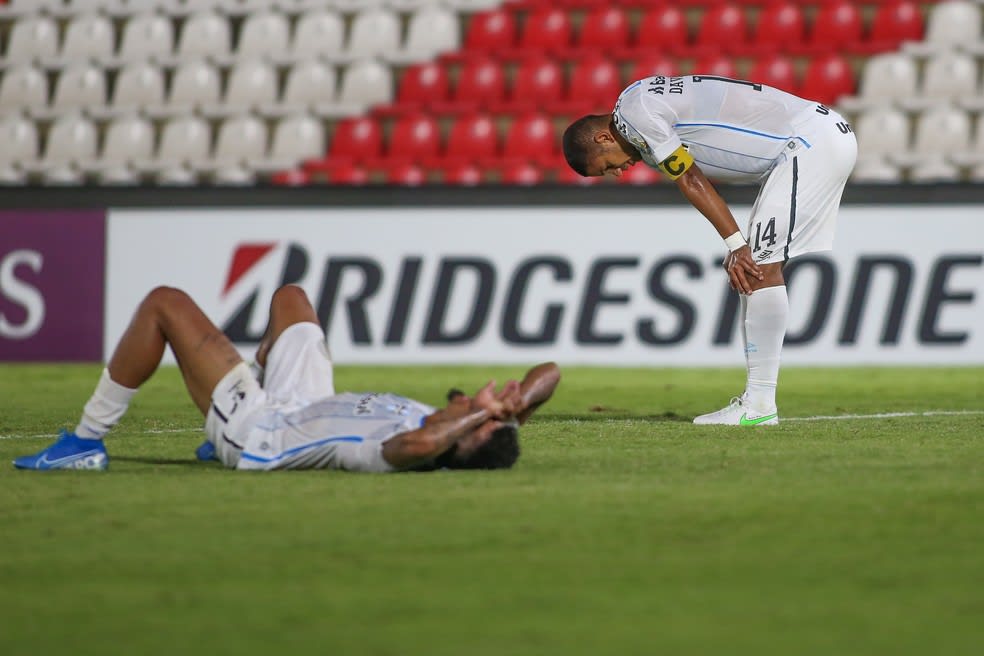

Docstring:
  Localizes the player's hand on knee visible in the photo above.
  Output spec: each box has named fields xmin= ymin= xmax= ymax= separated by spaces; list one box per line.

xmin=726 ymin=246 xmax=763 ymax=295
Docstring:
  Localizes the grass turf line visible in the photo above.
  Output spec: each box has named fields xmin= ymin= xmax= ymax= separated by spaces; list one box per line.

xmin=0 ymin=364 xmax=982 ymax=656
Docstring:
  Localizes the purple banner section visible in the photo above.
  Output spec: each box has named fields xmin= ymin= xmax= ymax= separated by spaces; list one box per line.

xmin=0 ymin=210 xmax=105 ymax=362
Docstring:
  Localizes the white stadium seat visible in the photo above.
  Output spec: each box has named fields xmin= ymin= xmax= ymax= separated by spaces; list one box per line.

xmin=389 ymin=6 xmax=460 ymax=64
xmin=269 ymin=60 xmax=336 ymax=115
xmin=116 ymin=13 xmax=175 ymax=63
xmin=950 ymin=114 xmax=984 ymax=168
xmin=0 ymin=66 xmax=49 ymax=114
xmin=210 ymin=114 xmax=268 ymax=165
xmin=139 ymin=114 xmax=211 ymax=172
xmin=839 ymin=53 xmax=918 ymax=113
xmin=166 ymin=59 xmax=221 ymax=111
xmin=47 ymin=64 xmax=107 ymax=115
xmin=60 ymin=0 xmax=124 ymax=14
xmin=0 ymin=0 xmax=62 ymax=16
xmin=0 ymin=114 xmax=39 ymax=184
xmin=346 ymin=8 xmax=401 ymax=60
xmin=208 ymin=59 xmax=278 ymax=115
xmin=907 ymin=0 xmax=982 ymax=55
xmin=218 ymin=0 xmax=279 ymax=16
xmin=59 ymin=13 xmax=115 ymax=62
xmin=163 ymin=0 xmax=224 ymax=15
xmin=332 ymin=0 xmax=384 ymax=12
xmin=33 ymin=114 xmax=99 ymax=184
xmin=317 ymin=58 xmax=392 ymax=117
xmin=175 ymin=12 xmax=231 ymax=61
xmin=893 ymin=105 xmax=970 ymax=181
xmin=291 ymin=10 xmax=345 ymax=61
xmin=252 ymin=113 xmax=324 ymax=173
xmin=88 ymin=114 xmax=155 ymax=184
xmin=236 ymin=10 xmax=290 ymax=58
xmin=900 ymin=50 xmax=980 ymax=111
xmin=105 ymin=61 xmax=166 ymax=115
xmin=851 ymin=106 xmax=909 ymax=183
xmin=3 ymin=15 xmax=60 ymax=65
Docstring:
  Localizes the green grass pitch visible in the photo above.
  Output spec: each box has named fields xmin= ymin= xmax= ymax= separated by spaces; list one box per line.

xmin=1 ymin=364 xmax=982 ymax=656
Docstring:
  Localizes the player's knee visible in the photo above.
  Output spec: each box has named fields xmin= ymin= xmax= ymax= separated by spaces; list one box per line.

xmin=748 ymin=264 xmax=785 ymax=292
xmin=271 ymin=284 xmax=314 ymax=317
xmin=142 ymin=286 xmax=191 ymax=314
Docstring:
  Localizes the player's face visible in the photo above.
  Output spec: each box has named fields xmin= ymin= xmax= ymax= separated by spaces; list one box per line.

xmin=585 ymin=141 xmax=638 ymax=177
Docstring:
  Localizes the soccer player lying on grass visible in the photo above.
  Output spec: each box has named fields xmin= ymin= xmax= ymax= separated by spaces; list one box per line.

xmin=14 ymin=285 xmax=560 ymax=472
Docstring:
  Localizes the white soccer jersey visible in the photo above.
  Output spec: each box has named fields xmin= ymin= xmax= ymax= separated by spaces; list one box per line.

xmin=236 ymin=392 xmax=437 ymax=472
xmin=613 ymin=75 xmax=815 ymax=183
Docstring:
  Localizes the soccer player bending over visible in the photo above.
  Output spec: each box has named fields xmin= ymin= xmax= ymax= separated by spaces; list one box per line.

xmin=14 ymin=285 xmax=560 ymax=471
xmin=563 ymin=75 xmax=857 ymax=426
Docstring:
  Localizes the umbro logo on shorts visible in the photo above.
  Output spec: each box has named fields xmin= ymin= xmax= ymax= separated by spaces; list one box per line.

xmin=756 ymin=249 xmax=773 ymax=261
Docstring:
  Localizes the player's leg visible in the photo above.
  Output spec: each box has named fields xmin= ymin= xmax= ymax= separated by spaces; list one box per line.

xmin=14 ymin=287 xmax=244 ymax=470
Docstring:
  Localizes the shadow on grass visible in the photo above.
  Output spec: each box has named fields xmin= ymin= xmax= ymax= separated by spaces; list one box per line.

xmin=113 ymin=456 xmax=211 ymax=467
xmin=537 ymin=412 xmax=692 ymax=423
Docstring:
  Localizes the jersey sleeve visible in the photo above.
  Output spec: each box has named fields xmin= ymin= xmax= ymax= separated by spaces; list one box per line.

xmin=614 ymin=90 xmax=693 ymax=180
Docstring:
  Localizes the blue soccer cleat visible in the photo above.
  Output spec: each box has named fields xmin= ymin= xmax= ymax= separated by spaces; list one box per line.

xmin=13 ymin=430 xmax=108 ymax=471
xmin=195 ymin=440 xmax=217 ymax=461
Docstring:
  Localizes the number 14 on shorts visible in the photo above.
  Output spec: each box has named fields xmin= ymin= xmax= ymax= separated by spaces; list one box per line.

xmin=752 ymin=217 xmax=777 ymax=253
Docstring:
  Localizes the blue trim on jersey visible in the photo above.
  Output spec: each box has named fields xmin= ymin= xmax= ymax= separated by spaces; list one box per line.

xmin=675 ymin=122 xmax=812 ymax=148
xmin=619 ymin=81 xmax=642 ymax=98
xmin=240 ymin=435 xmax=364 ymax=464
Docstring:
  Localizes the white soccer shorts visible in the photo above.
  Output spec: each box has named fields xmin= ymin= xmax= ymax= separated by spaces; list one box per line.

xmin=745 ymin=105 xmax=858 ymax=265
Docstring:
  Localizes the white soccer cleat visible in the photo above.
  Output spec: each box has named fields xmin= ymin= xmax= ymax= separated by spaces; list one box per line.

xmin=693 ymin=396 xmax=779 ymax=426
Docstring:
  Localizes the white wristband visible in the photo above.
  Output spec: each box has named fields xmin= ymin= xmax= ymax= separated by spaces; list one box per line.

xmin=724 ymin=231 xmax=747 ymax=252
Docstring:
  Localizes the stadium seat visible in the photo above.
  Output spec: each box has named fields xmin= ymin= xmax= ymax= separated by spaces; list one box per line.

xmin=895 ymin=105 xmax=970 ymax=182
xmin=325 ymin=160 xmax=370 ymax=184
xmin=31 ymin=114 xmax=98 ymax=184
xmin=626 ymin=52 xmax=679 ymax=81
xmin=253 ymin=114 xmax=325 ymax=173
xmin=3 ymin=15 xmax=59 ymax=65
xmin=393 ymin=6 xmax=460 ymax=63
xmin=384 ymin=162 xmax=427 ymax=186
xmin=518 ymin=7 xmax=572 ymax=55
xmin=88 ymin=115 xmax=155 ymax=184
xmin=577 ymin=7 xmax=630 ymax=51
xmin=116 ymin=12 xmax=174 ymax=63
xmin=464 ymin=9 xmax=515 ymax=53
xmin=0 ymin=114 xmax=38 ymax=184
xmin=692 ymin=53 xmax=738 ymax=79
xmin=210 ymin=114 xmax=268 ymax=167
xmin=502 ymin=113 xmax=555 ymax=165
xmin=46 ymin=64 xmax=107 ymax=116
xmin=322 ymin=58 xmax=393 ymax=117
xmin=950 ymin=114 xmax=984 ymax=169
xmin=236 ymin=9 xmax=290 ymax=59
xmin=635 ymin=6 xmax=688 ymax=54
xmin=751 ymin=2 xmax=805 ymax=54
xmin=553 ymin=161 xmax=600 ymax=185
xmin=694 ymin=3 xmax=747 ymax=55
xmin=501 ymin=161 xmax=543 ymax=185
xmin=347 ymin=8 xmax=401 ymax=60
xmin=175 ymin=12 xmax=231 ymax=61
xmin=291 ymin=9 xmax=345 ymax=61
xmin=441 ymin=160 xmax=484 ymax=186
xmin=915 ymin=51 xmax=979 ymax=110
xmin=165 ymin=60 xmax=221 ymax=112
xmin=838 ymin=53 xmax=917 ymax=113
xmin=59 ymin=13 xmax=115 ymax=62
xmin=387 ymin=113 xmax=441 ymax=162
xmin=617 ymin=163 xmax=661 ymax=185
xmin=141 ymin=115 xmax=211 ymax=172
xmin=443 ymin=57 xmax=506 ymax=113
xmin=506 ymin=56 xmax=563 ymax=113
xmin=804 ymin=0 xmax=862 ymax=54
xmin=868 ymin=0 xmax=924 ymax=51
xmin=852 ymin=105 xmax=908 ymax=182
xmin=907 ymin=0 xmax=981 ymax=55
xmin=211 ymin=59 xmax=278 ymax=115
xmin=0 ymin=65 xmax=48 ymax=115
xmin=444 ymin=113 xmax=498 ymax=164
xmin=272 ymin=60 xmax=336 ymax=115
xmin=327 ymin=116 xmax=383 ymax=164
xmin=747 ymin=54 xmax=797 ymax=95
xmin=269 ymin=168 xmax=311 ymax=186
xmin=799 ymin=53 xmax=854 ymax=106
xmin=566 ymin=57 xmax=621 ymax=113
xmin=103 ymin=62 xmax=166 ymax=116
xmin=394 ymin=62 xmax=450 ymax=111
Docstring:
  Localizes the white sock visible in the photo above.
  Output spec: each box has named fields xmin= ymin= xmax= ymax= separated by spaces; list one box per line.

xmin=744 ymin=286 xmax=788 ymax=414
xmin=75 ymin=368 xmax=138 ymax=439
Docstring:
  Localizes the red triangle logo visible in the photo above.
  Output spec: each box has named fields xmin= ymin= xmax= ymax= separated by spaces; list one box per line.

xmin=223 ymin=243 xmax=276 ymax=295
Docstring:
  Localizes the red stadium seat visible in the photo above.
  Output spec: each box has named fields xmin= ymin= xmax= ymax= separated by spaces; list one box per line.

xmin=695 ymin=4 xmax=748 ymax=55
xmin=387 ymin=114 xmax=441 ymax=162
xmin=395 ymin=62 xmax=449 ymax=111
xmin=751 ymin=2 xmax=806 ymax=54
xmin=443 ymin=57 xmax=506 ymax=113
xmin=748 ymin=54 xmax=798 ymax=94
xmin=384 ymin=162 xmax=427 ymax=186
xmin=442 ymin=161 xmax=484 ymax=186
xmin=444 ymin=113 xmax=499 ymax=163
xmin=868 ymin=0 xmax=924 ymax=51
xmin=519 ymin=7 xmax=573 ymax=55
xmin=464 ymin=9 xmax=517 ymax=53
xmin=799 ymin=53 xmax=854 ymax=106
xmin=503 ymin=113 xmax=556 ymax=164
xmin=328 ymin=116 xmax=382 ymax=163
xmin=501 ymin=161 xmax=544 ymax=185
xmin=804 ymin=0 xmax=862 ymax=54
xmin=635 ymin=6 xmax=688 ymax=54
xmin=328 ymin=162 xmax=369 ymax=185
xmin=269 ymin=169 xmax=310 ymax=186
xmin=617 ymin=163 xmax=661 ymax=185
xmin=506 ymin=56 xmax=564 ymax=112
xmin=566 ymin=57 xmax=621 ymax=112
xmin=626 ymin=52 xmax=680 ymax=82
xmin=553 ymin=162 xmax=601 ymax=185
xmin=577 ymin=7 xmax=630 ymax=50
xmin=692 ymin=53 xmax=738 ymax=79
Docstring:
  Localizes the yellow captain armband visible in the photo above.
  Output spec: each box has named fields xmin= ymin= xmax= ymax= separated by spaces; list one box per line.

xmin=657 ymin=146 xmax=694 ymax=180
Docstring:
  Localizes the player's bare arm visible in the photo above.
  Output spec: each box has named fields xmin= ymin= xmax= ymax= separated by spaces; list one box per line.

xmin=515 ymin=362 xmax=561 ymax=425
xmin=674 ymin=164 xmax=764 ymax=295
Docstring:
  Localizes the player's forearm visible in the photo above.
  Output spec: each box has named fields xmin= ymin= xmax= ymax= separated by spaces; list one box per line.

xmin=517 ymin=362 xmax=561 ymax=425
xmin=675 ymin=167 xmax=742 ymax=240
xmin=383 ymin=408 xmax=492 ymax=468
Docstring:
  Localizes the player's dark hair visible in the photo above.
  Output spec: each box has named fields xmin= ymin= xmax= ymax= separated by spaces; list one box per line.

xmin=434 ymin=423 xmax=520 ymax=471
xmin=562 ymin=114 xmax=609 ymax=177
